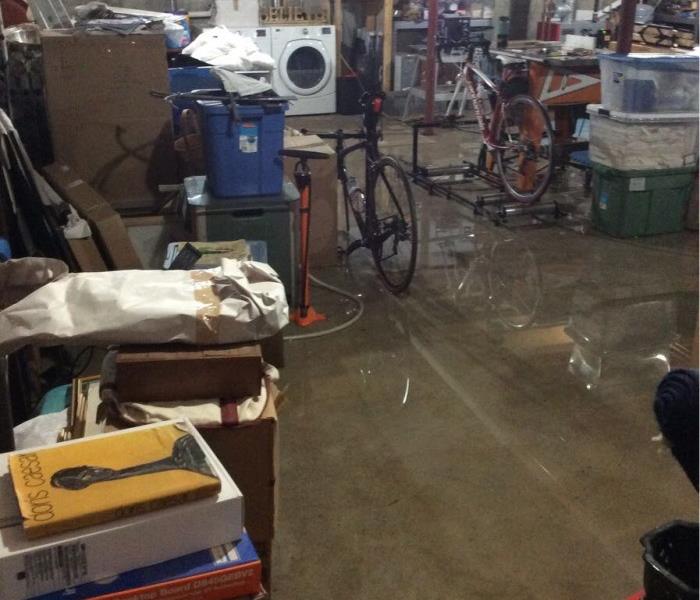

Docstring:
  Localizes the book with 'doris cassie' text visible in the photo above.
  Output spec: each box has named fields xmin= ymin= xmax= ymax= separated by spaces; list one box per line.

xmin=9 ymin=421 xmax=221 ymax=539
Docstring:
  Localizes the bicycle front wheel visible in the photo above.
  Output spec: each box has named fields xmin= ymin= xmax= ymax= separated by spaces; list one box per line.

xmin=368 ymin=156 xmax=418 ymax=294
xmin=495 ymin=94 xmax=554 ymax=204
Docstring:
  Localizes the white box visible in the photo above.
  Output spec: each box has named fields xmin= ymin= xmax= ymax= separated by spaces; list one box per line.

xmin=587 ymin=104 xmax=699 ymax=171
xmin=0 ymin=419 xmax=243 ymax=599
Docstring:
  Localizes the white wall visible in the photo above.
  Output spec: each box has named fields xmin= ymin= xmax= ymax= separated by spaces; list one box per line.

xmin=214 ymin=0 xmax=259 ymax=27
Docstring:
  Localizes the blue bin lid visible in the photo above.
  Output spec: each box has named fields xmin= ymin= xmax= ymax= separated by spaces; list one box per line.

xmin=168 ymin=67 xmax=223 ymax=93
xmin=599 ymin=52 xmax=699 ymax=72
xmin=197 ymin=99 xmax=288 ymax=116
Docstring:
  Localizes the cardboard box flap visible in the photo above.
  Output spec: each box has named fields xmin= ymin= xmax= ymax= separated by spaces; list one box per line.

xmin=41 ymin=163 xmax=142 ymax=270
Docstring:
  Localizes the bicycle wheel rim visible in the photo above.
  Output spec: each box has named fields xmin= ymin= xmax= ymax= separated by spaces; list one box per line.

xmin=369 ymin=156 xmax=418 ymax=294
xmin=496 ymin=94 xmax=554 ymax=204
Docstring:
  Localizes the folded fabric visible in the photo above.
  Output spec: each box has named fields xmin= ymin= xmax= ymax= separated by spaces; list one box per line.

xmin=0 ymin=258 xmax=288 ymax=353
xmin=106 ymin=365 xmax=279 ymax=428
xmin=654 ymin=369 xmax=699 ymax=490
xmin=211 ymin=68 xmax=273 ymax=96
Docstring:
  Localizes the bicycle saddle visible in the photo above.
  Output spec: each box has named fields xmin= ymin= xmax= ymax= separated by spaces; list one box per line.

xmin=278 ymin=148 xmax=330 ymax=160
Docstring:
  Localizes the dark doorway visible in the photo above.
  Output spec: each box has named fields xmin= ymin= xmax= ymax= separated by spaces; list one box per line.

xmin=510 ymin=0 xmax=532 ymax=40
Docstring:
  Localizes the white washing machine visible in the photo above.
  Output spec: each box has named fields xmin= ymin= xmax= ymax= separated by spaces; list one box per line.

xmin=270 ymin=25 xmax=336 ymax=116
xmin=230 ymin=26 xmax=273 ymax=56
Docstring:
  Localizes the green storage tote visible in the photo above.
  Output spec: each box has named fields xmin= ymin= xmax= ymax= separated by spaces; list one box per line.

xmin=185 ymin=175 xmax=299 ymax=307
xmin=592 ymin=163 xmax=697 ymax=238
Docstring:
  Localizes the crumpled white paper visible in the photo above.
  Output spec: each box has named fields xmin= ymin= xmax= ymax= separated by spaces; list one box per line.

xmin=0 ymin=258 xmax=288 ymax=354
xmin=183 ymin=27 xmax=276 ymax=70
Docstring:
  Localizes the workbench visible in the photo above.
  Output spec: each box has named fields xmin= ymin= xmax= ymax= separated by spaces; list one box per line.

xmin=492 ymin=42 xmax=602 ymax=105
xmin=492 ymin=42 xmax=602 ymax=146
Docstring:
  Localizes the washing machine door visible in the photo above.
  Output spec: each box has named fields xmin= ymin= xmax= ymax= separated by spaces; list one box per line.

xmin=279 ymin=39 xmax=332 ymax=97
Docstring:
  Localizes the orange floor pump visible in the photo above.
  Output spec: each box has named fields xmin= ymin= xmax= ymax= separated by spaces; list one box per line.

xmin=279 ymin=147 xmax=330 ymax=327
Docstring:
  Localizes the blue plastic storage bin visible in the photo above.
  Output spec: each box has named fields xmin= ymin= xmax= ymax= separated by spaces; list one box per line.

xmin=197 ymin=100 xmax=287 ymax=198
xmin=169 ymin=66 xmax=223 ymax=94
xmin=599 ymin=53 xmax=699 ymax=113
xmin=168 ymin=67 xmax=224 ymax=134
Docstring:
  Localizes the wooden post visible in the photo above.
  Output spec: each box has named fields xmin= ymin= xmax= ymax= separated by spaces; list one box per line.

xmin=616 ymin=0 xmax=636 ymax=54
xmin=382 ymin=0 xmax=393 ymax=91
xmin=422 ymin=0 xmax=438 ymax=127
xmin=334 ymin=0 xmax=343 ymax=73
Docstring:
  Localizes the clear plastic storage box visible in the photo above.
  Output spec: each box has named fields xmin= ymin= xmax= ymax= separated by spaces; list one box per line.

xmin=587 ymin=104 xmax=699 ymax=171
xmin=599 ymin=53 xmax=699 ymax=113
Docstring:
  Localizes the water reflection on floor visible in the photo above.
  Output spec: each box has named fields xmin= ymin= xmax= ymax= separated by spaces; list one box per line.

xmin=274 ymin=114 xmax=698 ymax=600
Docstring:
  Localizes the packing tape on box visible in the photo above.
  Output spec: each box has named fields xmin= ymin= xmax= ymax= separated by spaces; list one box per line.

xmin=191 ymin=270 xmax=221 ymax=344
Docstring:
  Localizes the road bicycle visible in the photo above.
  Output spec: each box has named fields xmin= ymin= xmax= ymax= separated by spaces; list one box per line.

xmin=303 ymin=92 xmax=417 ymax=294
xmin=439 ymin=38 xmax=555 ymax=203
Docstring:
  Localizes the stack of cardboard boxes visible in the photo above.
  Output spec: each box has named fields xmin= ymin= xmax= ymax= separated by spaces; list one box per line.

xmin=0 ymin=338 xmax=283 ymax=599
xmin=0 ymin=419 xmax=265 ymax=600
xmin=108 ymin=342 xmax=282 ymax=590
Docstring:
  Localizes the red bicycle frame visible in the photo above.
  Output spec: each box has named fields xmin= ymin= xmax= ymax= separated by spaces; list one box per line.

xmin=461 ymin=61 xmax=508 ymax=151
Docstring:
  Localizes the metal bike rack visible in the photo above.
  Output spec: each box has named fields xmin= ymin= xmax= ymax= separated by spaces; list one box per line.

xmin=406 ymin=118 xmax=562 ymax=225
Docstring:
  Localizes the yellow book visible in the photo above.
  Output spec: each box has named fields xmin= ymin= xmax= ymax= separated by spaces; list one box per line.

xmin=9 ymin=422 xmax=221 ymax=540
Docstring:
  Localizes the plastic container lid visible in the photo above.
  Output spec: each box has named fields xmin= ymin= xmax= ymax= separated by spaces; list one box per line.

xmin=184 ymin=175 xmax=299 ymax=207
xmin=197 ymin=99 xmax=288 ymax=116
xmin=586 ymin=104 xmax=699 ymax=123
xmin=598 ymin=52 xmax=699 ymax=72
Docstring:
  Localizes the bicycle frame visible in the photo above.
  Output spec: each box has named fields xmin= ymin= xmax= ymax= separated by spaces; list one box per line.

xmin=460 ymin=61 xmax=509 ymax=151
xmin=315 ymin=105 xmax=384 ymax=243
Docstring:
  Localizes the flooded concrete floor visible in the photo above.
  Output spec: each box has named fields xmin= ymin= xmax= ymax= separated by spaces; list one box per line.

xmin=273 ymin=114 xmax=698 ymax=600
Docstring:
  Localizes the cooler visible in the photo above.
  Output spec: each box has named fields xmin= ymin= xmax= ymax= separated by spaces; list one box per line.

xmin=185 ymin=175 xmax=299 ymax=306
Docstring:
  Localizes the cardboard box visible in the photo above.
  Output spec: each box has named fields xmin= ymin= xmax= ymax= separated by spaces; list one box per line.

xmin=113 ymin=343 xmax=264 ymax=403
xmin=0 ymin=420 xmax=243 ymax=598
xmin=252 ymin=539 xmax=273 ymax=593
xmin=260 ymin=330 xmax=284 ymax=369
xmin=42 ymin=163 xmax=142 ymax=270
xmin=66 ymin=238 xmax=108 ymax=272
xmin=39 ymin=531 xmax=261 ymax=600
xmin=41 ymin=31 xmax=177 ymax=212
xmin=283 ymin=134 xmax=338 ymax=267
xmin=199 ymin=389 xmax=278 ymax=543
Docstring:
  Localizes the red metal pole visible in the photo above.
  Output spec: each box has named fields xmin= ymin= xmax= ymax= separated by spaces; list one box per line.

xmin=616 ymin=0 xmax=636 ymax=54
xmin=422 ymin=0 xmax=438 ymax=129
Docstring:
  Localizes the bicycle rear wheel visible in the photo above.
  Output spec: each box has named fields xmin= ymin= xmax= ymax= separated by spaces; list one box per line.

xmin=495 ymin=94 xmax=554 ymax=204
xmin=368 ymin=155 xmax=418 ymax=294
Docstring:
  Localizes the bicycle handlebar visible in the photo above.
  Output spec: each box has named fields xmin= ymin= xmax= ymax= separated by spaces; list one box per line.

xmin=297 ymin=90 xmax=382 ymax=142
xmin=299 ymin=129 xmax=367 ymax=141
